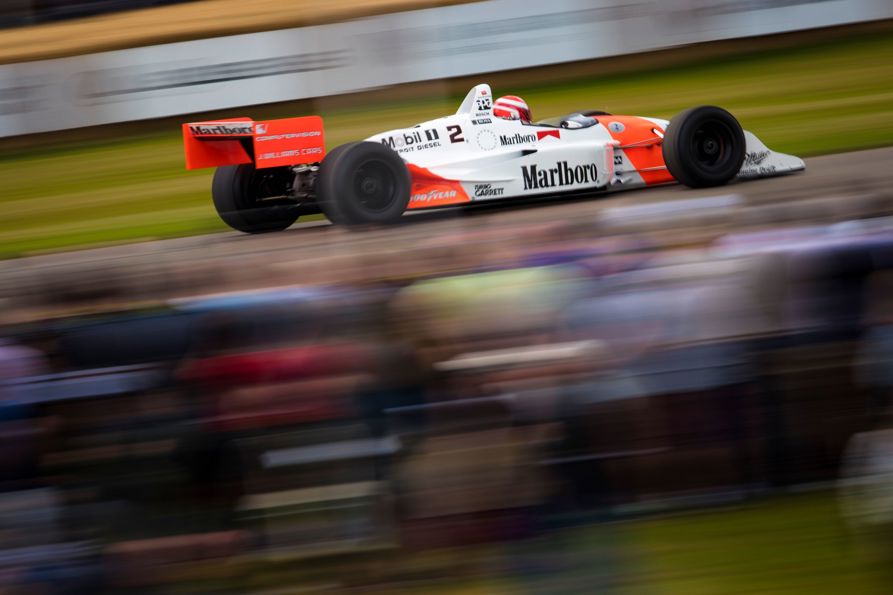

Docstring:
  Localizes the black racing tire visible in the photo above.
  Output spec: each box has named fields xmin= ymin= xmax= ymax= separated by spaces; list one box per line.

xmin=317 ymin=142 xmax=411 ymax=226
xmin=662 ymin=106 xmax=746 ymax=188
xmin=211 ymin=164 xmax=300 ymax=233
xmin=314 ymin=142 xmax=358 ymax=225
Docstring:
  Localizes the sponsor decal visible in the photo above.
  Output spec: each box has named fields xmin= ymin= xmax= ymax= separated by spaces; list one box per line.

xmin=608 ymin=121 xmax=625 ymax=133
xmin=406 ymin=164 xmax=470 ymax=209
xmin=381 ymin=128 xmax=441 ymax=153
xmin=613 ymin=155 xmax=623 ymax=166
xmin=255 ymin=123 xmax=267 ymax=134
xmin=521 ymin=161 xmax=599 ymax=190
xmin=744 ymin=150 xmax=770 ymax=166
xmin=189 ymin=122 xmax=253 ymax=135
xmin=741 ymin=166 xmax=776 ymax=175
xmin=256 ymin=130 xmax=322 ymax=142
xmin=537 ymin=129 xmax=560 ymax=141
xmin=259 ymin=147 xmax=323 ymax=160
xmin=740 ymin=150 xmax=776 ymax=176
xmin=476 ymin=130 xmax=497 ymax=151
xmin=411 ymin=189 xmax=457 ymax=204
xmin=473 ymin=91 xmax=492 ymax=116
xmin=472 ymin=118 xmax=492 ymax=125
xmin=474 ymin=183 xmax=505 ymax=198
xmin=499 ymin=132 xmax=536 ymax=146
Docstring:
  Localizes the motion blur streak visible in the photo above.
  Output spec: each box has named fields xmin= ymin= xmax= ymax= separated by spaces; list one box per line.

xmin=1 ymin=0 xmax=893 ymax=593
xmin=2 ymin=207 xmax=893 ymax=592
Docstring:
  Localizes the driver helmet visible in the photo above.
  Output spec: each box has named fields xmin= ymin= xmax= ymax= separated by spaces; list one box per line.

xmin=493 ymin=96 xmax=532 ymax=122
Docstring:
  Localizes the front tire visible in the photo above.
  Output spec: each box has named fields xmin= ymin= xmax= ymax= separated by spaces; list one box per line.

xmin=317 ymin=142 xmax=411 ymax=225
xmin=662 ymin=106 xmax=746 ymax=188
xmin=212 ymin=164 xmax=299 ymax=233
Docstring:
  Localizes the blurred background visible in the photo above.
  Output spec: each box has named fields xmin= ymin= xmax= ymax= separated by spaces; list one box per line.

xmin=2 ymin=0 xmax=893 ymax=593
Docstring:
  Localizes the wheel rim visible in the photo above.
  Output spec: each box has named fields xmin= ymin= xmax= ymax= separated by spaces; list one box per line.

xmin=690 ymin=120 xmax=735 ymax=171
xmin=353 ymin=159 xmax=398 ymax=212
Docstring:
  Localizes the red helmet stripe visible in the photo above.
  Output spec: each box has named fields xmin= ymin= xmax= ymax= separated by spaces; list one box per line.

xmin=494 ymin=105 xmax=521 ymax=118
xmin=497 ymin=98 xmax=527 ymax=109
xmin=493 ymin=95 xmax=531 ymax=120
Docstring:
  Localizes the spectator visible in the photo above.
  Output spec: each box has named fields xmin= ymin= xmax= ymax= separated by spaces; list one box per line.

xmin=0 ymin=338 xmax=49 ymax=488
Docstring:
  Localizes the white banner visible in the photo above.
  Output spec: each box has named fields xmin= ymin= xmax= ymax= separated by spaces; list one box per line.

xmin=2 ymin=0 xmax=891 ymax=137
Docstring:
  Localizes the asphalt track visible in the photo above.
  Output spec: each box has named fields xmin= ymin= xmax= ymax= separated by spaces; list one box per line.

xmin=2 ymin=146 xmax=892 ymax=318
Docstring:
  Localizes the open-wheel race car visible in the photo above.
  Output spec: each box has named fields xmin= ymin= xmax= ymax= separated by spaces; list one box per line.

xmin=183 ymin=83 xmax=805 ymax=233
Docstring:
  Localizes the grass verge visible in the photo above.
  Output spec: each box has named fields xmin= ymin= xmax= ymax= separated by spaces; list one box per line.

xmin=244 ymin=492 xmax=884 ymax=594
xmin=622 ymin=492 xmax=885 ymax=594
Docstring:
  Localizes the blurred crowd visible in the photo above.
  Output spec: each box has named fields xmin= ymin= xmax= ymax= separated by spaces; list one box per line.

xmin=1 ymin=200 xmax=893 ymax=592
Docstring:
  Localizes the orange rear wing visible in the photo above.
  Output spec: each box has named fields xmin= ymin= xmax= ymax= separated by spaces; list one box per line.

xmin=183 ymin=116 xmax=325 ymax=170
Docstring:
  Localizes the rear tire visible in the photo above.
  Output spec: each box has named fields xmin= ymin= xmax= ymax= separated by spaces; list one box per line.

xmin=317 ymin=142 xmax=411 ymax=225
xmin=212 ymin=164 xmax=299 ymax=233
xmin=662 ymin=106 xmax=745 ymax=188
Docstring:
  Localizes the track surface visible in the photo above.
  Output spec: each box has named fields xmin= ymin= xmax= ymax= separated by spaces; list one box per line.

xmin=2 ymin=147 xmax=892 ymax=317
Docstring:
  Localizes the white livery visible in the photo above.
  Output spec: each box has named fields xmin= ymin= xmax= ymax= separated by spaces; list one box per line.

xmin=184 ymin=83 xmax=805 ymax=232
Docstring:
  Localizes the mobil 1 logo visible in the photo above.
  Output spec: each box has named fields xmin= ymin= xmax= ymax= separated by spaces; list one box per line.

xmin=381 ymin=128 xmax=441 ymax=154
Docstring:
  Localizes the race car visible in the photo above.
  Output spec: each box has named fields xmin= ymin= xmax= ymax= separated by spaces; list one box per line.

xmin=183 ymin=83 xmax=804 ymax=233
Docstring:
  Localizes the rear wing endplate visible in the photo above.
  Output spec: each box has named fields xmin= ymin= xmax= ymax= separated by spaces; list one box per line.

xmin=183 ymin=116 xmax=325 ymax=170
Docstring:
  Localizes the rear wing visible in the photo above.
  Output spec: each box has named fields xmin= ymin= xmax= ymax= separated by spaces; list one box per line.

xmin=183 ymin=116 xmax=325 ymax=170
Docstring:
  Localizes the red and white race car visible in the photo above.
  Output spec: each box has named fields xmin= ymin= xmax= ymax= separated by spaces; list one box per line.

xmin=183 ymin=83 xmax=804 ymax=233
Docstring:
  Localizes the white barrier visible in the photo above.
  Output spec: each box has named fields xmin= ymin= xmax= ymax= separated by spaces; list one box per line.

xmin=1 ymin=0 xmax=891 ymax=137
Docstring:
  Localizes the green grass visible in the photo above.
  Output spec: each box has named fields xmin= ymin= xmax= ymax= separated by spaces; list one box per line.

xmin=241 ymin=491 xmax=884 ymax=593
xmin=2 ymin=31 xmax=892 ymax=257
xmin=622 ymin=492 xmax=886 ymax=594
xmin=445 ymin=492 xmax=885 ymax=594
